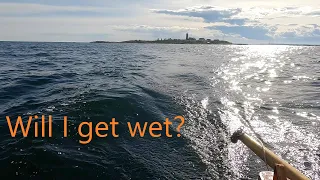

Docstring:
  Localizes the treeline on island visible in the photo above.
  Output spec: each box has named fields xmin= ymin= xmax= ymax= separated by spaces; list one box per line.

xmin=92 ymin=39 xmax=232 ymax=44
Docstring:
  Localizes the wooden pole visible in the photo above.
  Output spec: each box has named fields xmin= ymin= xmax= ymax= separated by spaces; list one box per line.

xmin=231 ymin=129 xmax=310 ymax=180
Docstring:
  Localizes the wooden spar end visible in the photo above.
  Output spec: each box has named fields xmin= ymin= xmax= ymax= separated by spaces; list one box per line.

xmin=231 ymin=128 xmax=244 ymax=143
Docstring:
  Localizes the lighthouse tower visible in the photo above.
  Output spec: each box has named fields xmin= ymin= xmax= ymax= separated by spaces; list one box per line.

xmin=186 ymin=33 xmax=189 ymax=40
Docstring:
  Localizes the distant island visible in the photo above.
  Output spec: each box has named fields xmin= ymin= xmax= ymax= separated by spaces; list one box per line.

xmin=91 ymin=33 xmax=232 ymax=45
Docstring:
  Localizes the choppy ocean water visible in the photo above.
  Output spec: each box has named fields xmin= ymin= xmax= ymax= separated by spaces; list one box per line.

xmin=0 ymin=42 xmax=319 ymax=179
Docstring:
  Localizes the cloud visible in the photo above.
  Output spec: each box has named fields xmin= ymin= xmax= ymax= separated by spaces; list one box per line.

xmin=222 ymin=18 xmax=248 ymax=25
xmin=0 ymin=3 xmax=137 ymax=17
xmin=152 ymin=6 xmax=319 ymax=25
xmin=306 ymin=10 xmax=320 ymax=16
xmin=313 ymin=29 xmax=320 ymax=35
xmin=284 ymin=7 xmax=320 ymax=17
xmin=152 ymin=6 xmax=247 ymax=25
xmin=250 ymin=6 xmax=320 ymax=19
xmin=113 ymin=25 xmax=201 ymax=39
xmin=0 ymin=3 xmax=104 ymax=14
xmin=206 ymin=25 xmax=272 ymax=40
xmin=278 ymin=25 xmax=320 ymax=37
xmin=269 ymin=24 xmax=320 ymax=44
xmin=114 ymin=25 xmax=199 ymax=33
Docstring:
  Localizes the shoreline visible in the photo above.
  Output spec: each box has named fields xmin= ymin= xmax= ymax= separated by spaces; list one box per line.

xmin=90 ymin=41 xmax=320 ymax=46
xmin=91 ymin=39 xmax=232 ymax=45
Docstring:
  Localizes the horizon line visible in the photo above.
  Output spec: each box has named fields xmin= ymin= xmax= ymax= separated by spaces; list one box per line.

xmin=0 ymin=40 xmax=319 ymax=46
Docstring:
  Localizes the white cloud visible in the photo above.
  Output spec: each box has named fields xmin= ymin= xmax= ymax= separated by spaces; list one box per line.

xmin=0 ymin=3 xmax=111 ymax=14
xmin=113 ymin=25 xmax=199 ymax=32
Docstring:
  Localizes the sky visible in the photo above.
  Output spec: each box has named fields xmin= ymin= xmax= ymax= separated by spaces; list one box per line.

xmin=0 ymin=0 xmax=319 ymax=44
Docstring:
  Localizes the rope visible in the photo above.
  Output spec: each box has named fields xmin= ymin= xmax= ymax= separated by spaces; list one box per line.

xmin=257 ymin=138 xmax=270 ymax=171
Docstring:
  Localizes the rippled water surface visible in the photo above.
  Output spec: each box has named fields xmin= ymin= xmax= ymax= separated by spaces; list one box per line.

xmin=0 ymin=42 xmax=319 ymax=179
